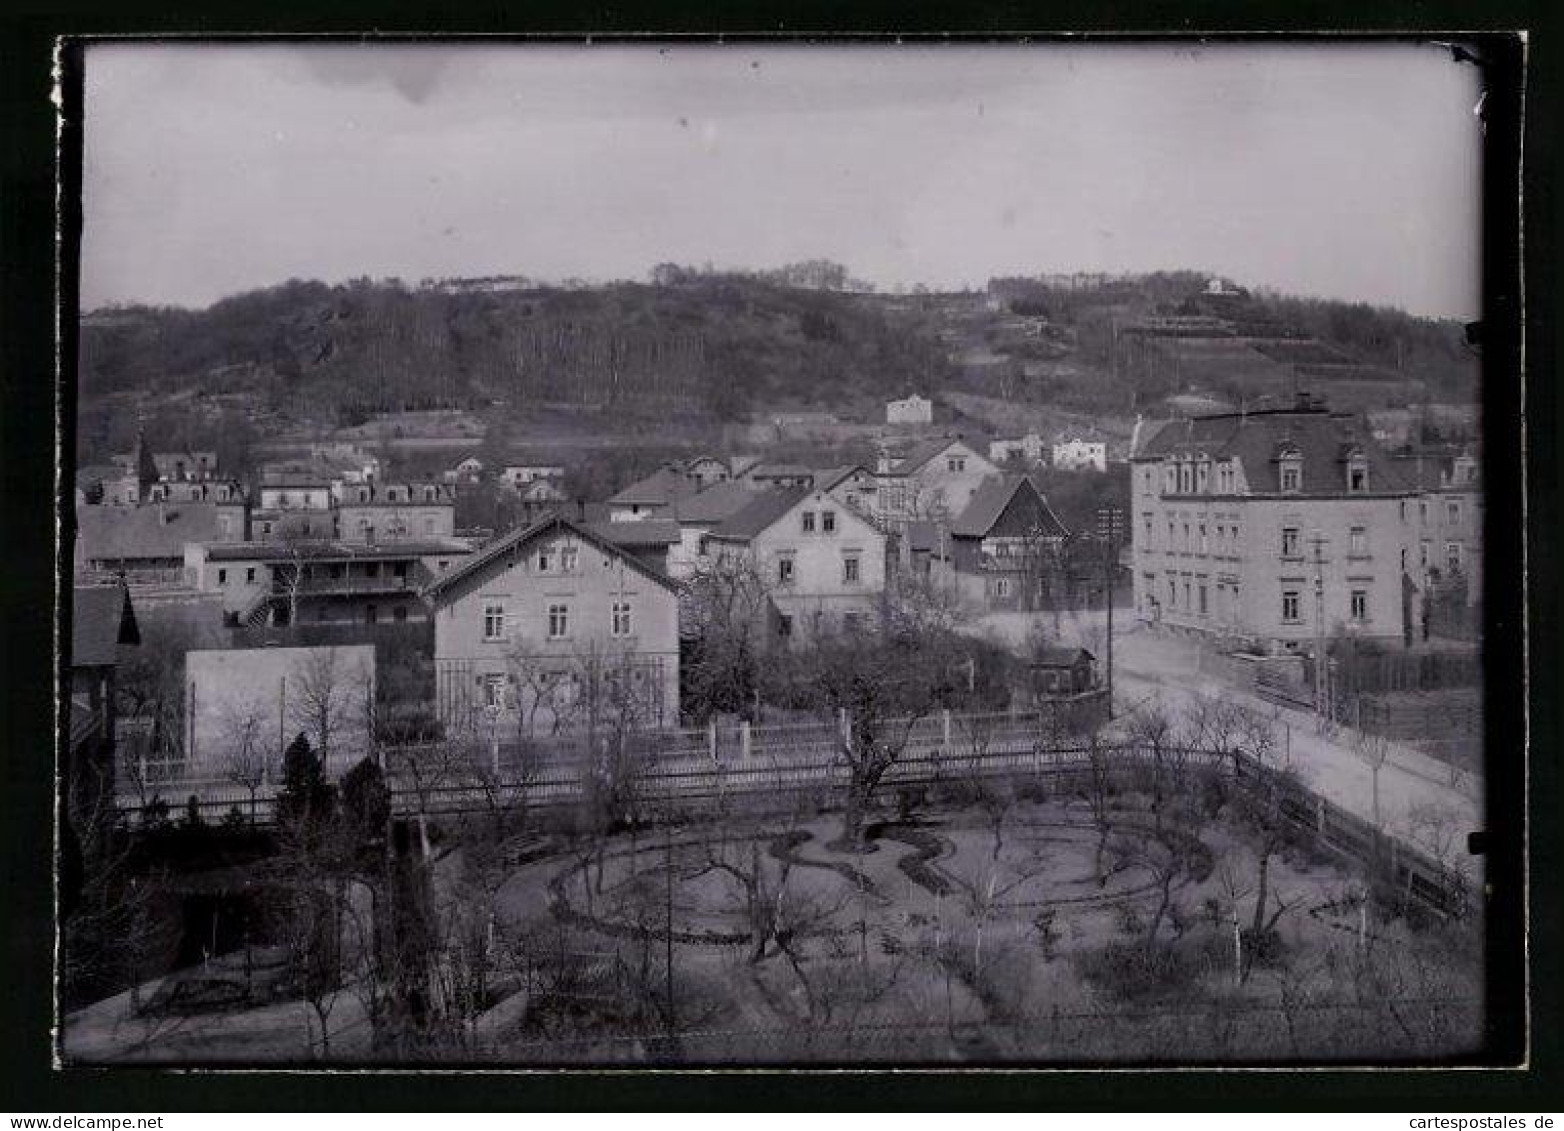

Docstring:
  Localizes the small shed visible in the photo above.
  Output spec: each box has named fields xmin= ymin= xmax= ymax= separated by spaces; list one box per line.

xmin=1029 ymin=646 xmax=1096 ymax=696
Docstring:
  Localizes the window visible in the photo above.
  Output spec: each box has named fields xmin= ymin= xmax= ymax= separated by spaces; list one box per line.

xmin=1184 ymin=580 xmax=1191 ymax=609
xmin=548 ymin=604 xmax=570 ymax=639
xmin=1168 ymin=578 xmax=1177 ymax=608
xmin=1347 ymin=458 xmax=1369 ymax=492
xmin=1196 ymin=462 xmax=1209 ymax=492
xmin=425 ymin=487 xmax=436 ymax=501
xmin=217 ymin=568 xmax=228 ymax=585
xmin=1167 ymin=521 xmax=1176 ymax=547
xmin=821 ymin=511 xmax=836 ymax=534
xmin=1143 ymin=514 xmax=1153 ymax=544
xmin=1420 ymin=540 xmax=1430 ymax=568
xmin=1282 ymin=590 xmax=1301 ymax=623
xmin=777 ymin=557 xmax=796 ymax=585
xmin=537 ymin=549 xmax=553 ymax=573
xmin=1281 ymin=526 xmax=1300 ymax=558
xmin=1420 ymin=500 xmax=1429 ymax=523
xmin=1349 ymin=526 xmax=1368 ymax=557
xmin=1198 ymin=584 xmax=1208 ymax=615
xmin=438 ymin=559 xmax=450 ymax=572
xmin=776 ymin=614 xmax=793 ymax=639
xmin=612 ymin=600 xmax=632 ymax=637
xmin=561 ymin=545 xmax=579 ymax=573
xmin=947 ymin=457 xmax=966 ymax=473
xmin=483 ymin=603 xmax=506 ymax=641
xmin=260 ymin=522 xmax=272 ymax=536
xmin=1350 ymin=590 xmax=1368 ymax=621
xmin=1182 ymin=523 xmax=1191 ymax=551
xmin=802 ymin=511 xmax=816 ymax=533
xmin=843 ymin=555 xmax=861 ymax=584
xmin=1447 ymin=500 xmax=1461 ymax=524
xmin=1399 ymin=500 xmax=1407 ymax=522
xmin=366 ymin=604 xmax=378 ymax=625
xmin=482 ymin=674 xmax=506 ymax=709
xmin=1279 ymin=454 xmax=1302 ymax=493
xmin=1446 ymin=542 xmax=1463 ymax=573
xmin=245 ymin=566 xmax=256 ymax=583
xmin=1198 ymin=524 xmax=1208 ymax=554
xmin=993 ymin=577 xmax=1011 ymax=598
xmin=1165 ymin=466 xmax=1177 ymax=493
xmin=393 ymin=561 xmax=408 ymax=578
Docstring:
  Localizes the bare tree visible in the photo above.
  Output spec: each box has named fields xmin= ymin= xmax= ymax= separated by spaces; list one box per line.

xmin=681 ymin=551 xmax=771 ymax=723
xmin=219 ymin=698 xmax=270 ymax=824
xmin=1227 ymin=710 xmax=1304 ymax=982
xmin=771 ymin=624 xmax=955 ymax=847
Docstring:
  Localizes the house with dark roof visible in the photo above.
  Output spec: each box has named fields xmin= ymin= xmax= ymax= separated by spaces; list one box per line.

xmin=67 ymin=584 xmax=140 ymax=825
xmin=606 ymin=465 xmax=703 ymax=522
xmin=943 ymin=476 xmax=1071 ymax=610
xmin=75 ymin=501 xmax=244 ymax=584
xmin=1130 ymin=395 xmax=1422 ymax=648
xmin=873 ymin=436 xmax=1000 ymax=533
xmin=423 ymin=514 xmax=681 ymax=733
xmin=667 ymin=480 xmax=764 ymax=579
xmin=703 ymin=486 xmax=888 ymax=642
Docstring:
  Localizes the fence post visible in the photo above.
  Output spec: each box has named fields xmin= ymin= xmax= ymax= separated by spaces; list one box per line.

xmin=740 ymin=721 xmax=752 ymax=761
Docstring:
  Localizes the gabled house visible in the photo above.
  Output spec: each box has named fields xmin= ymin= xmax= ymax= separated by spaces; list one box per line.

xmin=423 ymin=514 xmax=681 ymax=735
xmin=703 ymin=486 xmax=888 ymax=642
xmin=813 ymin=464 xmax=881 ymax=520
xmin=606 ymin=465 xmax=702 ymax=522
xmin=875 ymin=436 xmax=1000 ymax=532
xmin=668 ymin=480 xmax=762 ymax=580
xmin=943 ymin=476 xmax=1070 ymax=610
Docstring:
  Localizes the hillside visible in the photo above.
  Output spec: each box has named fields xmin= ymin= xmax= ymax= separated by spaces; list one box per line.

xmin=77 ymin=268 xmax=1479 ymax=469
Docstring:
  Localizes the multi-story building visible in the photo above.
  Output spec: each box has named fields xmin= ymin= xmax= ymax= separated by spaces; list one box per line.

xmin=334 ymin=481 xmax=457 ymax=543
xmin=874 ymin=436 xmax=1001 ymax=532
xmin=1393 ymin=448 xmax=1483 ymax=607
xmin=941 ymin=476 xmax=1071 ymax=611
xmin=702 ymin=486 xmax=888 ymax=642
xmin=424 ymin=514 xmax=681 ymax=734
xmin=1130 ymin=398 xmax=1419 ymax=650
xmin=185 ymin=537 xmax=473 ymax=628
xmin=1051 ymin=436 xmax=1109 ymax=472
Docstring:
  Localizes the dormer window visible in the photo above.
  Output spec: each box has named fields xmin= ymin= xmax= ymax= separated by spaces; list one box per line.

xmin=1195 ymin=458 xmax=1210 ymax=493
xmin=1278 ymin=450 xmax=1303 ymax=494
xmin=1345 ymin=452 xmax=1369 ymax=493
xmin=1164 ymin=465 xmax=1178 ymax=493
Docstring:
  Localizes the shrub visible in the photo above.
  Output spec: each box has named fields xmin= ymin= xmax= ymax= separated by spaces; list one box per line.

xmin=1077 ymin=941 xmax=1200 ymax=1003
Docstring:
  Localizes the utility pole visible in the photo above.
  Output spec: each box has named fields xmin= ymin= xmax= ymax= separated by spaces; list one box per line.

xmin=1096 ymin=505 xmax=1124 ymax=718
xmin=1309 ymin=533 xmax=1330 ymax=721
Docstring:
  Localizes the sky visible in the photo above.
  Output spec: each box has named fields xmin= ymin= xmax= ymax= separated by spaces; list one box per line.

xmin=81 ymin=41 xmax=1484 ymax=319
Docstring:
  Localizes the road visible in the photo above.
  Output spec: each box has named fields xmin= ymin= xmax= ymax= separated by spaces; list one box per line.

xmin=965 ymin=605 xmax=1483 ymax=857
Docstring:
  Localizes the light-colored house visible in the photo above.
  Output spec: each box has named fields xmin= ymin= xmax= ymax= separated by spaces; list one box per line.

xmin=875 ymin=436 xmax=1001 ymax=532
xmin=1130 ymin=398 xmax=1419 ymax=649
xmin=424 ymin=514 xmax=682 ymax=735
xmin=668 ymin=480 xmax=764 ymax=580
xmin=814 ymin=465 xmax=881 ymax=521
xmin=988 ymin=433 xmax=1047 ymax=467
xmin=185 ymin=538 xmax=472 ymax=628
xmin=501 ymin=464 xmax=567 ymax=490
xmin=334 ymin=481 xmax=457 ymax=543
xmin=1051 ymin=436 xmax=1109 ymax=472
xmin=702 ymin=486 xmax=888 ymax=642
xmin=256 ymin=473 xmax=335 ymax=514
xmin=606 ymin=465 xmax=702 ymax=522
xmin=886 ymin=394 xmax=934 ymax=425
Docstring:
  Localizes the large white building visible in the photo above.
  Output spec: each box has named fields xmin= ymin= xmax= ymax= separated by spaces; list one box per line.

xmin=1130 ymin=399 xmax=1420 ymax=651
xmin=886 ymin=393 xmax=934 ymax=425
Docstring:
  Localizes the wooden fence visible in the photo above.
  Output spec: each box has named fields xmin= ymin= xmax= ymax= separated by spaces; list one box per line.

xmin=113 ymin=700 xmax=1474 ymax=921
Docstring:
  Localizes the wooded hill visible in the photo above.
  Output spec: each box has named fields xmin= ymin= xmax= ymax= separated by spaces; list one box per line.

xmin=79 ymin=268 xmax=1478 ymax=459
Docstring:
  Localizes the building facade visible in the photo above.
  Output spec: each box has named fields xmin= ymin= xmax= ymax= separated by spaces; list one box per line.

xmin=1130 ymin=401 xmax=1419 ymax=650
xmin=1051 ymin=437 xmax=1109 ymax=472
xmin=425 ymin=515 xmax=681 ymax=735
xmin=886 ymin=394 xmax=934 ymax=425
xmin=703 ymin=486 xmax=888 ymax=641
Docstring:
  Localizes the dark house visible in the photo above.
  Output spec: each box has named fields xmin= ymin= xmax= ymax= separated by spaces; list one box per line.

xmin=67 ymin=584 xmax=140 ymax=825
xmin=1029 ymin=645 xmax=1096 ymax=696
xmin=946 ymin=475 xmax=1070 ymax=610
